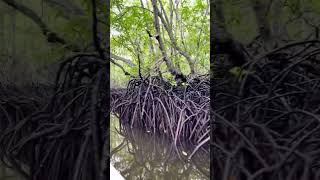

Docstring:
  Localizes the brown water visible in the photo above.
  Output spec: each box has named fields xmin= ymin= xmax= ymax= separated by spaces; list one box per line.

xmin=110 ymin=115 xmax=210 ymax=180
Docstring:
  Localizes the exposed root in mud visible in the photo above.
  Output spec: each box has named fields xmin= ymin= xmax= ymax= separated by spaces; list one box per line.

xmin=111 ymin=75 xmax=210 ymax=157
xmin=212 ymin=40 xmax=320 ymax=180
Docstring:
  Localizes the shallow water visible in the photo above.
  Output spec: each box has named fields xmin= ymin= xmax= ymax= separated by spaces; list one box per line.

xmin=0 ymin=162 xmax=24 ymax=180
xmin=110 ymin=115 xmax=209 ymax=180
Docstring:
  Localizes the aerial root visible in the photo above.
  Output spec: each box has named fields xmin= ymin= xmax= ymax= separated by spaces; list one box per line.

xmin=212 ymin=40 xmax=320 ymax=180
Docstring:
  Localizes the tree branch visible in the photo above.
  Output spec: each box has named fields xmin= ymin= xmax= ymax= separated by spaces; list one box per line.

xmin=44 ymin=0 xmax=85 ymax=17
xmin=151 ymin=0 xmax=181 ymax=78
xmin=1 ymin=0 xmax=72 ymax=47
xmin=157 ymin=1 xmax=195 ymax=74
xmin=2 ymin=0 xmax=134 ymax=72
xmin=91 ymin=1 xmax=105 ymax=179
xmin=110 ymin=53 xmax=135 ymax=67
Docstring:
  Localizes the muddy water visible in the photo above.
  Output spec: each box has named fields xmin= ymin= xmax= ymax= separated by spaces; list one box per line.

xmin=110 ymin=115 xmax=209 ymax=180
xmin=0 ymin=162 xmax=24 ymax=180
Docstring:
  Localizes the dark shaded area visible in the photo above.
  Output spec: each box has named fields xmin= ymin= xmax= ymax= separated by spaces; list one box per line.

xmin=0 ymin=51 xmax=109 ymax=180
xmin=211 ymin=0 xmax=320 ymax=178
xmin=0 ymin=0 xmax=110 ymax=180
xmin=212 ymin=40 xmax=320 ymax=180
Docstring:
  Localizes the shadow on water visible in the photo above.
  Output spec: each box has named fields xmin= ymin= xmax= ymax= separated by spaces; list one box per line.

xmin=110 ymin=114 xmax=209 ymax=180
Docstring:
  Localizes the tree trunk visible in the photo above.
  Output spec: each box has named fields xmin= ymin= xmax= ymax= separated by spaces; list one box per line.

xmin=250 ymin=0 xmax=273 ymax=50
xmin=0 ymin=6 xmax=5 ymax=60
xmin=157 ymin=1 xmax=195 ymax=74
xmin=151 ymin=0 xmax=184 ymax=81
xmin=211 ymin=1 xmax=247 ymax=67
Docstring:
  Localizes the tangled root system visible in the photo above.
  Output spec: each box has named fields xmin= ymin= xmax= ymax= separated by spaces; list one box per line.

xmin=212 ymin=40 xmax=320 ymax=180
xmin=111 ymin=75 xmax=209 ymax=158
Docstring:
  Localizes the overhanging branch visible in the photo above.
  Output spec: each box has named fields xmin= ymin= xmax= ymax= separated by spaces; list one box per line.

xmin=2 ymin=0 xmax=135 ymax=69
xmin=2 ymin=0 xmax=68 ymax=45
xmin=110 ymin=53 xmax=135 ymax=67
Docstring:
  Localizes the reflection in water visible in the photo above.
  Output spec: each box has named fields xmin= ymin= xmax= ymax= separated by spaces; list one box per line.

xmin=111 ymin=115 xmax=209 ymax=180
xmin=0 ymin=162 xmax=24 ymax=180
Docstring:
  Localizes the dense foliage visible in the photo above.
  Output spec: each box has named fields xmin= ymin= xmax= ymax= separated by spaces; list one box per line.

xmin=111 ymin=0 xmax=209 ymax=87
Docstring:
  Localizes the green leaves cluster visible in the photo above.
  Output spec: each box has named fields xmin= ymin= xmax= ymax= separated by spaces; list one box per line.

xmin=111 ymin=0 xmax=209 ymax=87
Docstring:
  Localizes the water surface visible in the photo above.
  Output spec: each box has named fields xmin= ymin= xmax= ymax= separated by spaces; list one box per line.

xmin=110 ymin=115 xmax=209 ymax=180
xmin=0 ymin=162 xmax=24 ymax=180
